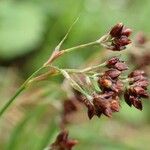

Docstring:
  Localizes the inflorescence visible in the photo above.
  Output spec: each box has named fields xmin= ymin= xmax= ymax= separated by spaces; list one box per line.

xmin=62 ymin=23 xmax=149 ymax=121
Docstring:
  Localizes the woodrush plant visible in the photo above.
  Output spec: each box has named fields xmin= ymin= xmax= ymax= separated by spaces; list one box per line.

xmin=0 ymin=21 xmax=149 ymax=150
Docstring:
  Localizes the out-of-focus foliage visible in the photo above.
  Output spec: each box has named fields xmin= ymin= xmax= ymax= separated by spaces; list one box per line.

xmin=0 ymin=0 xmax=150 ymax=150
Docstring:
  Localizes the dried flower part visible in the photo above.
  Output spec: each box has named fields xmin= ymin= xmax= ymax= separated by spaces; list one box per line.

xmin=108 ymin=23 xmax=132 ymax=51
xmin=106 ymin=57 xmax=120 ymax=66
xmin=51 ymin=130 xmax=78 ymax=150
xmin=98 ymin=76 xmax=113 ymax=89
xmin=124 ymin=90 xmax=143 ymax=110
xmin=110 ymin=23 xmax=124 ymax=37
xmin=129 ymin=75 xmax=147 ymax=84
xmin=122 ymin=28 xmax=132 ymax=37
xmin=128 ymin=70 xmax=145 ymax=78
xmin=113 ymin=62 xmax=128 ymax=71
xmin=104 ymin=69 xmax=121 ymax=79
xmin=93 ymin=94 xmax=120 ymax=117
xmin=111 ymin=80 xmax=124 ymax=94
xmin=124 ymin=70 xmax=149 ymax=110
xmin=84 ymin=91 xmax=120 ymax=119
xmin=106 ymin=57 xmax=128 ymax=71
xmin=87 ymin=103 xmax=95 ymax=119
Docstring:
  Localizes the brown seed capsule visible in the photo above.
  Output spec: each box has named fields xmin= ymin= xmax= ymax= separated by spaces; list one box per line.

xmin=108 ymin=23 xmax=132 ymax=51
xmin=110 ymin=23 xmax=123 ymax=37
xmin=93 ymin=96 xmax=111 ymax=117
xmin=106 ymin=57 xmax=120 ymax=67
xmin=114 ymin=62 xmax=128 ymax=71
xmin=124 ymin=89 xmax=132 ymax=107
xmin=87 ymin=104 xmax=95 ymax=119
xmin=122 ymin=28 xmax=132 ymax=37
xmin=105 ymin=69 xmax=121 ymax=79
xmin=133 ymin=80 xmax=149 ymax=89
xmin=111 ymin=80 xmax=124 ymax=94
xmin=99 ymin=76 xmax=112 ymax=89
xmin=128 ymin=70 xmax=145 ymax=78
xmin=130 ymin=86 xmax=149 ymax=98
xmin=129 ymin=96 xmax=143 ymax=110
xmin=92 ymin=93 xmax=120 ymax=118
xmin=106 ymin=57 xmax=128 ymax=71
xmin=129 ymin=75 xmax=147 ymax=84
xmin=51 ymin=130 xmax=78 ymax=150
xmin=115 ymin=36 xmax=131 ymax=46
xmin=110 ymin=99 xmax=120 ymax=112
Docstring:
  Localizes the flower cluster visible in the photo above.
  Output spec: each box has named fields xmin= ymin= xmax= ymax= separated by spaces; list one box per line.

xmin=87 ymin=57 xmax=127 ymax=118
xmin=59 ymin=23 xmax=149 ymax=122
xmin=124 ymin=70 xmax=149 ymax=110
xmin=108 ymin=23 xmax=132 ymax=51
xmin=71 ymin=57 xmax=149 ymax=119
xmin=51 ymin=130 xmax=78 ymax=150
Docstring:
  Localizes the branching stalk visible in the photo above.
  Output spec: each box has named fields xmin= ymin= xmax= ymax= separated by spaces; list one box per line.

xmin=0 ymin=23 xmax=108 ymax=117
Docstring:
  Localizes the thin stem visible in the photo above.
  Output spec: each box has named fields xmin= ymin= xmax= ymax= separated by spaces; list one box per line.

xmin=44 ymin=41 xmax=98 ymax=66
xmin=0 ymin=86 xmax=25 ymax=117
xmin=44 ymin=34 xmax=108 ymax=66
xmin=1 ymin=32 xmax=108 ymax=117
xmin=60 ymin=69 xmax=92 ymax=100
xmin=61 ymin=34 xmax=109 ymax=54
xmin=61 ymin=41 xmax=98 ymax=54
xmin=0 ymin=66 xmax=44 ymax=117
xmin=65 ymin=62 xmax=106 ymax=73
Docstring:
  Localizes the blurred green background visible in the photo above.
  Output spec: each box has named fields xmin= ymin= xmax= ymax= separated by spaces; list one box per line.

xmin=0 ymin=0 xmax=150 ymax=150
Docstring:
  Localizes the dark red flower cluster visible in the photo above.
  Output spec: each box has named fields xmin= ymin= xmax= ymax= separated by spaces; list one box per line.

xmin=88 ymin=57 xmax=127 ymax=118
xmin=76 ymin=57 xmax=127 ymax=119
xmin=124 ymin=70 xmax=149 ymax=110
xmin=91 ymin=92 xmax=120 ymax=118
xmin=51 ymin=130 xmax=78 ymax=150
xmin=72 ymin=57 xmax=149 ymax=119
xmin=109 ymin=23 xmax=132 ymax=51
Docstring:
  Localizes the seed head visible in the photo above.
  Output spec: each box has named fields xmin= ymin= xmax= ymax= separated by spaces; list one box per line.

xmin=108 ymin=23 xmax=132 ymax=51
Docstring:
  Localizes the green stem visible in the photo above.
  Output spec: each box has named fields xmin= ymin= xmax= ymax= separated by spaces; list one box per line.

xmin=65 ymin=62 xmax=106 ymax=73
xmin=0 ymin=66 xmax=44 ymax=117
xmin=61 ymin=41 xmax=98 ymax=54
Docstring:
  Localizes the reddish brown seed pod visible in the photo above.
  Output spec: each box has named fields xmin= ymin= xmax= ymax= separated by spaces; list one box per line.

xmin=110 ymin=23 xmax=123 ymax=37
xmin=114 ymin=62 xmax=128 ymax=71
xmin=110 ymin=99 xmax=120 ymax=112
xmin=106 ymin=57 xmax=120 ymax=67
xmin=51 ymin=130 xmax=78 ymax=150
xmin=122 ymin=28 xmax=132 ymax=37
xmin=108 ymin=23 xmax=132 ymax=51
xmin=104 ymin=69 xmax=121 ymax=79
xmin=128 ymin=70 xmax=145 ymax=78
xmin=98 ymin=76 xmax=113 ymax=89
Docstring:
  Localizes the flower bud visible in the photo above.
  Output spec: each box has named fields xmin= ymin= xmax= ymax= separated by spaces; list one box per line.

xmin=110 ymin=99 xmax=120 ymax=112
xmin=106 ymin=57 xmax=120 ymax=67
xmin=51 ymin=130 xmax=78 ymax=150
xmin=122 ymin=28 xmax=132 ymax=37
xmin=128 ymin=70 xmax=145 ymax=78
xmin=114 ymin=62 xmax=128 ymax=71
xmin=110 ymin=23 xmax=123 ymax=37
xmin=98 ymin=76 xmax=112 ymax=89
xmin=115 ymin=36 xmax=131 ymax=46
xmin=105 ymin=69 xmax=121 ymax=79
